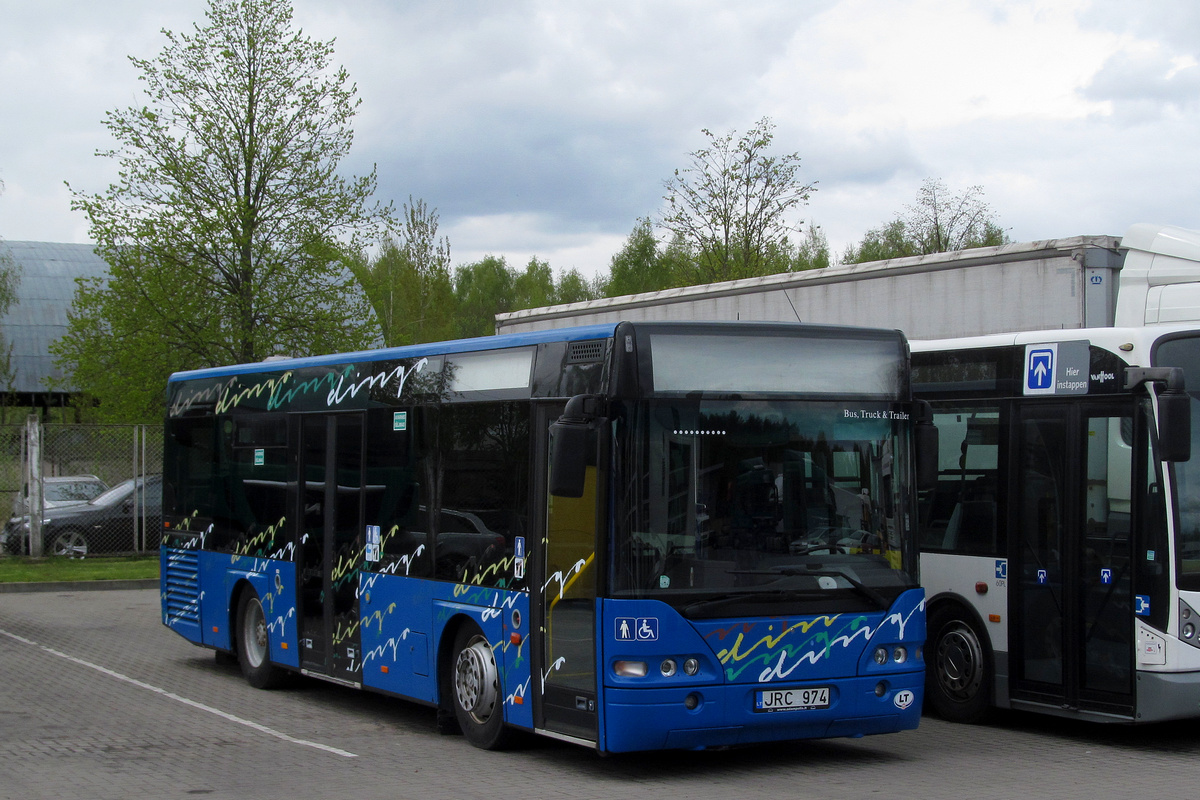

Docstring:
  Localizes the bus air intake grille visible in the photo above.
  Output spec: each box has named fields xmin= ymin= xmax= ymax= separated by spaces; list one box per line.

xmin=163 ymin=548 xmax=201 ymax=625
xmin=567 ymin=340 xmax=605 ymax=364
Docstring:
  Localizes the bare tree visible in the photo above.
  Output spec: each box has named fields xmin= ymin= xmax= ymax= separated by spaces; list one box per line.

xmin=661 ymin=117 xmax=815 ymax=283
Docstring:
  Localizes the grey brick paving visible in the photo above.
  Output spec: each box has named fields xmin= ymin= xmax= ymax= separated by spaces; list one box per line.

xmin=1 ymin=588 xmax=1198 ymax=799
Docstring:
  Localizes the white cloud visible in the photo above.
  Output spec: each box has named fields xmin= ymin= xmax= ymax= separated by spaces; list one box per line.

xmin=4 ymin=0 xmax=1200 ymax=281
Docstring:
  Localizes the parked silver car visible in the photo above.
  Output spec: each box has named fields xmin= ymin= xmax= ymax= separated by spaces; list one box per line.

xmin=11 ymin=475 xmax=108 ymax=517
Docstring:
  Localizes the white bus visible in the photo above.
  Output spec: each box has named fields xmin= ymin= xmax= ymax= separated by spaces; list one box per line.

xmin=913 ymin=324 xmax=1200 ymax=723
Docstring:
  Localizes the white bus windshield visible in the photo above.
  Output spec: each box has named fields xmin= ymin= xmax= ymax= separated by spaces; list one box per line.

xmin=1154 ymin=335 xmax=1200 ymax=590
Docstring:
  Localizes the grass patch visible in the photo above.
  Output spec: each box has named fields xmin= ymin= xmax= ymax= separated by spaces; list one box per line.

xmin=0 ymin=554 xmax=159 ymax=583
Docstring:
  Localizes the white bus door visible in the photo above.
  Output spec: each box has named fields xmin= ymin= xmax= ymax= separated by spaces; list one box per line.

xmin=296 ymin=413 xmax=365 ymax=686
xmin=1011 ymin=403 xmax=1135 ymax=716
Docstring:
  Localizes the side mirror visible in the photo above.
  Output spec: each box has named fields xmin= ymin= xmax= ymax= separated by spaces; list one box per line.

xmin=1127 ymin=367 xmax=1192 ymax=463
xmin=548 ymin=394 xmax=605 ymax=498
xmin=914 ymin=400 xmax=939 ymax=491
xmin=548 ymin=421 xmax=590 ymax=498
xmin=1157 ymin=390 xmax=1192 ymax=463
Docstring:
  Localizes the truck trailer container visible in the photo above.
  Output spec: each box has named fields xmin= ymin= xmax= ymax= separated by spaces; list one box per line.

xmin=495 ymin=224 xmax=1200 ymax=338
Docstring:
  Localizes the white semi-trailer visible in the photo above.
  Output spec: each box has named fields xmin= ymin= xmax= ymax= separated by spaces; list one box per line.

xmin=496 ymin=224 xmax=1200 ymax=337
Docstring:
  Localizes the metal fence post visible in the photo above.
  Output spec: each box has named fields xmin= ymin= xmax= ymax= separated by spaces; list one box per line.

xmin=138 ymin=425 xmax=146 ymax=553
xmin=134 ymin=425 xmax=142 ymax=553
xmin=26 ymin=414 xmax=42 ymax=557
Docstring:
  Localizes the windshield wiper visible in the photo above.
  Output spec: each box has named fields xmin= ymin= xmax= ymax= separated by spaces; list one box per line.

xmin=728 ymin=566 xmax=891 ymax=610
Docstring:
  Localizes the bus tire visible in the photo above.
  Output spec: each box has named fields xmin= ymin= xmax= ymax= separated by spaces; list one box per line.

xmin=236 ymin=589 xmax=287 ymax=690
xmin=450 ymin=623 xmax=513 ymax=750
xmin=926 ymin=605 xmax=991 ymax=723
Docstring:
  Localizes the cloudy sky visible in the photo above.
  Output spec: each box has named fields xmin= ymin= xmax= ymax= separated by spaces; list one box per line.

xmin=2 ymin=0 xmax=1199 ymax=280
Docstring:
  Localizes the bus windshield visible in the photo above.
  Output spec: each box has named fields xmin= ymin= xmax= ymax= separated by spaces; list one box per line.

xmin=611 ymin=398 xmax=917 ymax=617
xmin=1154 ymin=334 xmax=1200 ymax=590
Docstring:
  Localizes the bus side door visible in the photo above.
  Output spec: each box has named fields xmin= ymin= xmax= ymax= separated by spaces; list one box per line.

xmin=296 ymin=412 xmax=366 ymax=685
xmin=1010 ymin=402 xmax=1136 ymax=716
xmin=531 ymin=404 xmax=600 ymax=744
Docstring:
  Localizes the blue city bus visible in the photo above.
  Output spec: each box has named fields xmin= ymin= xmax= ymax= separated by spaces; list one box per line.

xmin=160 ymin=321 xmax=934 ymax=753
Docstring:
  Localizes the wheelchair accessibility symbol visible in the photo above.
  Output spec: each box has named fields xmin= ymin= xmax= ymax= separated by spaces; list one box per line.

xmin=615 ymin=617 xmax=659 ymax=641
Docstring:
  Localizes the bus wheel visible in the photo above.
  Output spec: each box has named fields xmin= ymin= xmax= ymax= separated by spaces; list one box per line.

xmin=451 ymin=624 xmax=512 ymax=750
xmin=926 ymin=606 xmax=991 ymax=723
xmin=236 ymin=589 xmax=286 ymax=690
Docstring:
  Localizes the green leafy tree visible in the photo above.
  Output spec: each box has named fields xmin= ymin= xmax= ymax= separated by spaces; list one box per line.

xmin=514 ymin=257 xmax=556 ymax=311
xmin=55 ymin=0 xmax=392 ymax=421
xmin=453 ymin=256 xmax=515 ymax=339
xmin=604 ymin=217 xmax=676 ymax=297
xmin=454 ymin=255 xmax=600 ymax=335
xmin=0 ymin=180 xmax=22 ymax=421
xmin=844 ymin=178 xmax=1009 ymax=263
xmin=661 ymin=117 xmax=816 ymax=283
xmin=354 ymin=197 xmax=455 ymax=346
xmin=0 ymin=183 xmax=19 ymax=311
xmin=790 ymin=221 xmax=831 ymax=271
xmin=554 ymin=268 xmax=599 ymax=305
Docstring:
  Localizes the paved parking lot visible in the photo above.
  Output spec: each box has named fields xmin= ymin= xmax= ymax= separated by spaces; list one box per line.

xmin=2 ymin=586 xmax=1199 ymax=800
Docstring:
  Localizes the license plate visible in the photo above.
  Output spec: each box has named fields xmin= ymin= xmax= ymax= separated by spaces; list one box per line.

xmin=755 ymin=686 xmax=830 ymax=712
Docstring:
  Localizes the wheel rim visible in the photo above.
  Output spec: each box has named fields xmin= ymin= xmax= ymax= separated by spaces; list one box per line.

xmin=454 ymin=635 xmax=499 ymax=724
xmin=52 ymin=531 xmax=88 ymax=559
xmin=242 ymin=597 xmax=268 ymax=668
xmin=935 ymin=621 xmax=985 ymax=701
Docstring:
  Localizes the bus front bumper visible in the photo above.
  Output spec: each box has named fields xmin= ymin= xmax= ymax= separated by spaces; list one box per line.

xmin=601 ymin=672 xmax=923 ymax=753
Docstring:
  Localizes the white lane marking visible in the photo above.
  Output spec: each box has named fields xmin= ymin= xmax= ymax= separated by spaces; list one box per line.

xmin=0 ymin=627 xmax=357 ymax=758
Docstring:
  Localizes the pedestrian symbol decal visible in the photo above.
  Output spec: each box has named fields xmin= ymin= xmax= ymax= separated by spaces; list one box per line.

xmin=615 ymin=617 xmax=659 ymax=641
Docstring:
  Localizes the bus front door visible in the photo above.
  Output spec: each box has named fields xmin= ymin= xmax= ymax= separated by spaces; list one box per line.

xmin=531 ymin=405 xmax=599 ymax=745
xmin=296 ymin=413 xmax=366 ymax=686
xmin=1011 ymin=403 xmax=1135 ymax=716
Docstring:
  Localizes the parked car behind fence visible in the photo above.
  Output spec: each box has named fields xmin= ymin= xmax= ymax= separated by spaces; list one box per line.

xmin=2 ymin=475 xmax=163 ymax=557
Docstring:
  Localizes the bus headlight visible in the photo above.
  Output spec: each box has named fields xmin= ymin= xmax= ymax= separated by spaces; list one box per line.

xmin=614 ymin=660 xmax=647 ymax=677
xmin=683 ymin=657 xmax=700 ymax=676
xmin=1179 ymin=599 xmax=1200 ymax=650
xmin=874 ymin=645 xmax=908 ymax=665
xmin=660 ymin=659 xmax=677 ymax=677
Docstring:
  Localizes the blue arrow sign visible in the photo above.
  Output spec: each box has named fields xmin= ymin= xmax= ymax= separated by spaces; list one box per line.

xmin=1028 ymin=349 xmax=1054 ymax=391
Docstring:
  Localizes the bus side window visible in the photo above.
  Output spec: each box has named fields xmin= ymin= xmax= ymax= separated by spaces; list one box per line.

xmin=920 ymin=405 xmax=1001 ymax=556
xmin=430 ymin=403 xmax=531 ymax=588
xmin=366 ymin=408 xmax=431 ymax=578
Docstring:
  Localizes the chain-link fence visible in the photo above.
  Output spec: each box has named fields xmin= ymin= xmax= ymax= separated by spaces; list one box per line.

xmin=0 ymin=418 xmax=162 ymax=557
